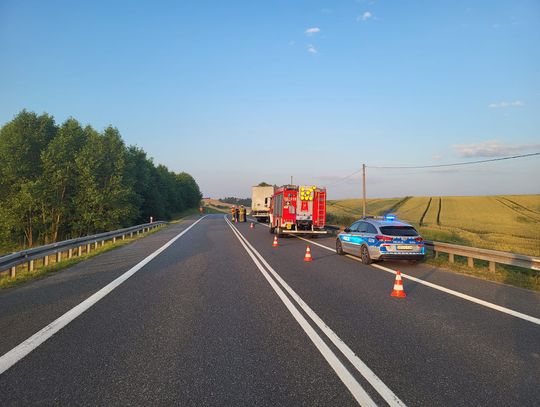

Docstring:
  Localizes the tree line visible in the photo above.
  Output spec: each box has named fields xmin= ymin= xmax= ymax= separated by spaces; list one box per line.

xmin=0 ymin=110 xmax=202 ymax=251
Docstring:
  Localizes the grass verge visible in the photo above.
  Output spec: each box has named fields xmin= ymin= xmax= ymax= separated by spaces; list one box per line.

xmin=0 ymin=225 xmax=166 ymax=290
xmin=170 ymin=207 xmax=202 ymax=223
xmin=423 ymin=250 xmax=540 ymax=292
xmin=0 ymin=208 xmax=212 ymax=289
xmin=326 ymin=217 xmax=540 ymax=291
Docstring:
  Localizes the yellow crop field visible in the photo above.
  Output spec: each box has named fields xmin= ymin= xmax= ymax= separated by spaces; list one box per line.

xmin=327 ymin=195 xmax=540 ymax=256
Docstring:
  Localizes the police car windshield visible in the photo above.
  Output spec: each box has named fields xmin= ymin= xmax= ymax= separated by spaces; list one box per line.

xmin=380 ymin=226 xmax=418 ymax=236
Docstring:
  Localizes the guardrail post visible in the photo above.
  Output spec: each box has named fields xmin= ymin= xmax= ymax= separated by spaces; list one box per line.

xmin=87 ymin=243 xmax=91 ymax=254
xmin=434 ymin=251 xmax=439 ymax=259
xmin=94 ymin=242 xmax=98 ymax=250
xmin=44 ymin=255 xmax=49 ymax=266
xmin=101 ymin=240 xmax=105 ymax=247
xmin=10 ymin=266 xmax=16 ymax=278
xmin=68 ymin=248 xmax=73 ymax=259
xmin=467 ymin=257 xmax=474 ymax=268
xmin=489 ymin=261 xmax=496 ymax=272
xmin=122 ymin=234 xmax=125 ymax=240
xmin=56 ymin=252 xmax=62 ymax=263
xmin=78 ymin=246 xmax=82 ymax=256
xmin=130 ymin=232 xmax=133 ymax=238
xmin=449 ymin=253 xmax=454 ymax=263
xmin=29 ymin=260 xmax=34 ymax=271
xmin=113 ymin=237 xmax=116 ymax=243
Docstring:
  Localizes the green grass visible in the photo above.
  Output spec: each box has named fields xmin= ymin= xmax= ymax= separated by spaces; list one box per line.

xmin=0 ymin=206 xmax=204 ymax=289
xmin=0 ymin=225 xmax=164 ymax=289
xmin=0 ymin=242 xmax=18 ymax=257
xmin=424 ymin=250 xmax=540 ymax=291
xmin=170 ymin=207 xmax=202 ymax=223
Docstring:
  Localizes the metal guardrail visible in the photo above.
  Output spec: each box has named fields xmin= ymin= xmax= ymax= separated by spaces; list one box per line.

xmin=327 ymin=224 xmax=539 ymax=272
xmin=424 ymin=241 xmax=540 ymax=272
xmin=0 ymin=221 xmax=167 ymax=278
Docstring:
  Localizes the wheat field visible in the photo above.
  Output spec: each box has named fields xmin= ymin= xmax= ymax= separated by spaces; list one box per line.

xmin=327 ymin=195 xmax=540 ymax=256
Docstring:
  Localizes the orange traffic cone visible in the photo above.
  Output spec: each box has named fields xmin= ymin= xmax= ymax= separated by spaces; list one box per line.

xmin=250 ymin=222 xmax=254 ymax=229
xmin=304 ymin=246 xmax=313 ymax=262
xmin=390 ymin=271 xmax=406 ymax=298
xmin=272 ymin=236 xmax=279 ymax=247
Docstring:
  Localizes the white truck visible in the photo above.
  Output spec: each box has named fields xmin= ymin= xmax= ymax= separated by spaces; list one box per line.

xmin=251 ymin=185 xmax=275 ymax=223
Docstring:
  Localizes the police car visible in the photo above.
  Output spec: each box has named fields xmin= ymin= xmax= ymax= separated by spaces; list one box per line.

xmin=336 ymin=215 xmax=425 ymax=264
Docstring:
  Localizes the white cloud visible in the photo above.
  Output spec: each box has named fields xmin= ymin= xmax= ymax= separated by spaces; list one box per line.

xmin=307 ymin=44 xmax=318 ymax=54
xmin=358 ymin=11 xmax=373 ymax=21
xmin=453 ymin=140 xmax=540 ymax=157
xmin=488 ymin=100 xmax=524 ymax=108
xmin=305 ymin=27 xmax=320 ymax=35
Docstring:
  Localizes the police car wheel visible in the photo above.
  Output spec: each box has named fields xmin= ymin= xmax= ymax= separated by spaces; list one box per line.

xmin=361 ymin=245 xmax=372 ymax=264
xmin=336 ymin=239 xmax=344 ymax=255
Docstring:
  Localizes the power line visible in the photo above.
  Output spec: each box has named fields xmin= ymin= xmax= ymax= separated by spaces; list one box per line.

xmin=367 ymin=152 xmax=540 ymax=169
xmin=321 ymin=151 xmax=539 ymax=190
xmin=324 ymin=169 xmax=363 ymax=187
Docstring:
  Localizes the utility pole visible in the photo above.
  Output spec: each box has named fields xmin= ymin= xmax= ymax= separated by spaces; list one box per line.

xmin=290 ymin=175 xmax=293 ymax=186
xmin=362 ymin=164 xmax=366 ymax=217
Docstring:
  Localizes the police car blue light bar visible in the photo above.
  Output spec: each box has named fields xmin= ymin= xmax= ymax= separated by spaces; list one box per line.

xmin=384 ymin=214 xmax=396 ymax=221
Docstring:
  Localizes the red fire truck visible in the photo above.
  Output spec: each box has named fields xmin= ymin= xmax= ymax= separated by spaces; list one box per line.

xmin=269 ymin=185 xmax=327 ymax=236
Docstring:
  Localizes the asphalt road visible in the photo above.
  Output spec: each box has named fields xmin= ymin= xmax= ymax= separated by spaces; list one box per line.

xmin=0 ymin=214 xmax=539 ymax=406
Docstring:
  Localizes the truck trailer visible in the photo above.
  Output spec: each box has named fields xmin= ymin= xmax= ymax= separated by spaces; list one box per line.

xmin=269 ymin=185 xmax=327 ymax=236
xmin=251 ymin=185 xmax=275 ymax=222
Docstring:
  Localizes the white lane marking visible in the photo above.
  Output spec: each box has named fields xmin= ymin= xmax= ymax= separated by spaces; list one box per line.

xmin=0 ymin=216 xmax=208 ymax=375
xmin=227 ymin=217 xmax=405 ymax=407
xmin=225 ymin=218 xmax=377 ymax=407
xmin=294 ymin=235 xmax=540 ymax=326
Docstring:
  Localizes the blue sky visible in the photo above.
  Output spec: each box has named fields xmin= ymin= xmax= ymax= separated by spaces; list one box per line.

xmin=1 ymin=0 xmax=539 ymax=199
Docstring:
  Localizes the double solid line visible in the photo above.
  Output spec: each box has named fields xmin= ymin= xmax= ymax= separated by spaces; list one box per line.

xmin=225 ymin=216 xmax=405 ymax=407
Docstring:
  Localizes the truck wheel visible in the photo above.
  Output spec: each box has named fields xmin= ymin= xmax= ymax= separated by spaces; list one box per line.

xmin=361 ymin=245 xmax=373 ymax=264
xmin=276 ymin=227 xmax=283 ymax=237
xmin=336 ymin=239 xmax=344 ymax=255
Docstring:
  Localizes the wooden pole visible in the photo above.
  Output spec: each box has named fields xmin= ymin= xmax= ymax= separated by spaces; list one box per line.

xmin=362 ymin=164 xmax=366 ymax=217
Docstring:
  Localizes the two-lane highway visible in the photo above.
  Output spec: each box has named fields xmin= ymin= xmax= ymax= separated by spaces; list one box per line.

xmin=0 ymin=214 xmax=539 ymax=406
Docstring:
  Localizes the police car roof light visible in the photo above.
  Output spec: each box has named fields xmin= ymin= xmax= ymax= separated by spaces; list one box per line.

xmin=384 ymin=214 xmax=396 ymax=221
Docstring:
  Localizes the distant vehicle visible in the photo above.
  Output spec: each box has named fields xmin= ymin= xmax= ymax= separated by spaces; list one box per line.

xmin=336 ymin=215 xmax=425 ymax=264
xmin=269 ymin=185 xmax=327 ymax=236
xmin=251 ymin=185 xmax=275 ymax=222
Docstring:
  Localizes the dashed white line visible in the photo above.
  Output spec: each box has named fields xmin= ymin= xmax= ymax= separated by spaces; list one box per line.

xmin=0 ymin=216 xmax=207 ymax=375
xmin=292 ymin=235 xmax=540 ymax=326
